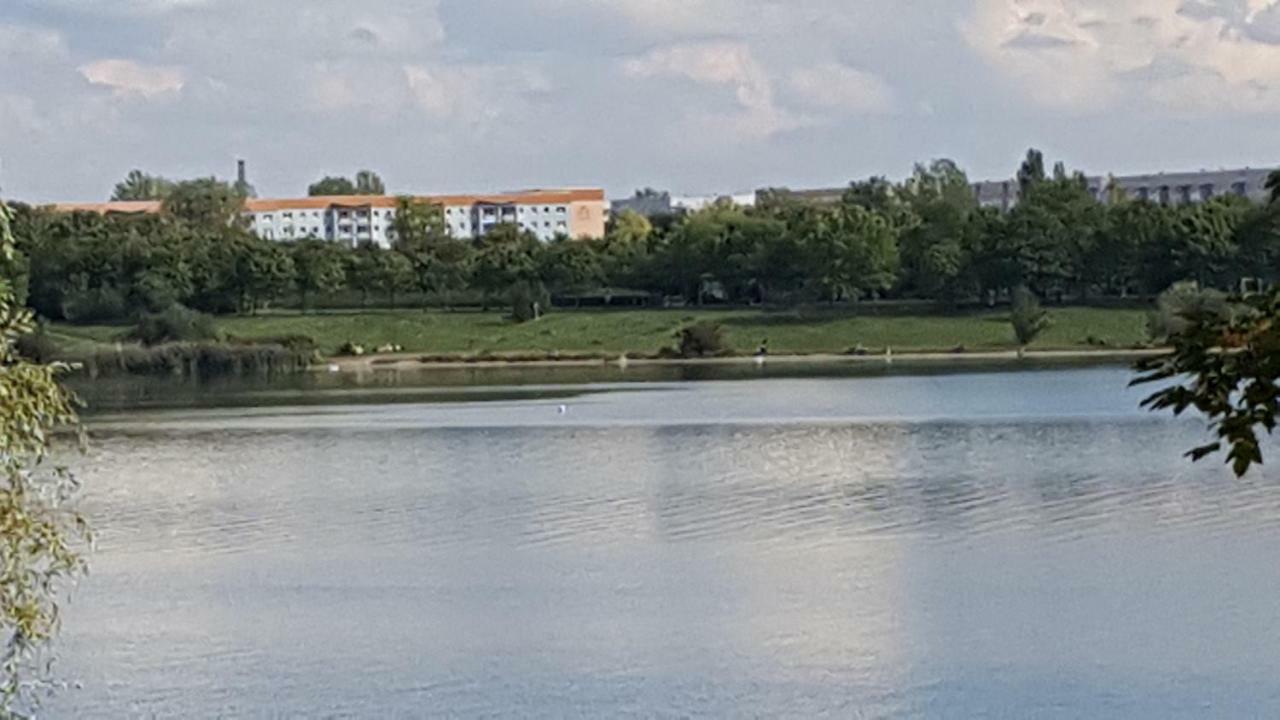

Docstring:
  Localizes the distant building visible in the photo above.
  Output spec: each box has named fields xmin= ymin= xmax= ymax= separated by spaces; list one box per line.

xmin=670 ymin=192 xmax=756 ymax=212
xmin=610 ymin=190 xmax=673 ymax=218
xmin=760 ymin=166 xmax=1277 ymax=212
xmin=972 ymin=167 xmax=1276 ymax=211
xmin=754 ymin=187 xmax=846 ymax=206
xmin=50 ymin=188 xmax=607 ymax=248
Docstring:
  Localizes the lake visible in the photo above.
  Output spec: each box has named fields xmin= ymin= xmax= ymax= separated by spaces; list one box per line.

xmin=48 ymin=365 xmax=1280 ymax=718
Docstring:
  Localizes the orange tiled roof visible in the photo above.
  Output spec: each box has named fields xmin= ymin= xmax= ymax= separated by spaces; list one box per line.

xmin=48 ymin=200 xmax=162 ymax=214
xmin=47 ymin=189 xmax=605 ymax=216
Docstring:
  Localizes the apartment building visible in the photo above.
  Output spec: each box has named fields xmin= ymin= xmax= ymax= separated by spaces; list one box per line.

xmin=52 ymin=188 xmax=608 ymax=248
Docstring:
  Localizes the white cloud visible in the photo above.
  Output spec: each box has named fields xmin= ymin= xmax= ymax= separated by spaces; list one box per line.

xmin=403 ymin=62 xmax=551 ymax=122
xmin=0 ymin=24 xmax=68 ymax=62
xmin=962 ymin=0 xmax=1280 ymax=112
xmin=788 ymin=62 xmax=895 ymax=115
xmin=79 ymin=59 xmax=186 ymax=98
xmin=34 ymin=0 xmax=215 ymax=16
xmin=623 ymin=41 xmax=806 ymax=137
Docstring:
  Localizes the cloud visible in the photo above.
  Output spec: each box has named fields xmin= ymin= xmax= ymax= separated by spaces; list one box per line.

xmin=963 ymin=0 xmax=1280 ymax=113
xmin=623 ymin=41 xmax=806 ymax=137
xmin=787 ymin=62 xmax=895 ymax=115
xmin=79 ymin=58 xmax=185 ymax=97
xmin=403 ymin=62 xmax=551 ymax=123
xmin=0 ymin=24 xmax=68 ymax=62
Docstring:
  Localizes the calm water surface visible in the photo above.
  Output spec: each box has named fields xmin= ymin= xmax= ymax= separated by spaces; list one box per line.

xmin=50 ymin=367 xmax=1280 ymax=718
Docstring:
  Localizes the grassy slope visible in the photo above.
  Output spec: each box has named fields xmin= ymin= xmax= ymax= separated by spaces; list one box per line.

xmin=52 ymin=306 xmax=1151 ymax=357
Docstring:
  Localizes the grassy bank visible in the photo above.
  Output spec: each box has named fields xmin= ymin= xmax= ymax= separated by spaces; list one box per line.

xmin=52 ymin=306 xmax=1152 ymax=360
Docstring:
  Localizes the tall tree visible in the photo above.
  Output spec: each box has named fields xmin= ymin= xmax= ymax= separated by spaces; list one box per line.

xmin=470 ymin=224 xmax=543 ymax=308
xmin=290 ymin=239 xmax=346 ymax=312
xmin=538 ymin=236 xmax=603 ymax=295
xmin=162 ymin=178 xmax=247 ymax=228
xmin=898 ymin=160 xmax=976 ymax=300
xmin=308 ymin=176 xmax=357 ymax=196
xmin=391 ymin=198 xmax=471 ymax=305
xmin=308 ymin=171 xmax=385 ymax=197
xmin=1266 ymin=170 xmax=1280 ymax=205
xmin=0 ymin=198 xmax=89 ymax=714
xmin=803 ymin=203 xmax=900 ymax=304
xmin=1017 ymin=148 xmax=1046 ymax=197
xmin=354 ymin=170 xmax=386 ymax=195
xmin=111 ymin=169 xmax=174 ymax=201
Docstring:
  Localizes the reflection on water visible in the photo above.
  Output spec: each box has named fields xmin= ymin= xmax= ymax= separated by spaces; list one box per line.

xmin=71 ymin=355 xmax=1141 ymax=412
xmin=50 ymin=368 xmax=1280 ymax=718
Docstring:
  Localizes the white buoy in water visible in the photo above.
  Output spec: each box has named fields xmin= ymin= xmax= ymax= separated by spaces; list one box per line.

xmin=558 ymin=405 xmax=568 ymax=414
xmin=327 ymin=363 xmax=341 ymax=373
xmin=618 ymin=355 xmax=629 ymax=368
xmin=885 ymin=347 xmax=893 ymax=365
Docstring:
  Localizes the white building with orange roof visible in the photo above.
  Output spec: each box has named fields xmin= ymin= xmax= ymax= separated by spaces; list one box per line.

xmin=51 ymin=188 xmax=607 ymax=248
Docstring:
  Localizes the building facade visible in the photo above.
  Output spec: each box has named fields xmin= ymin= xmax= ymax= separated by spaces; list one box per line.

xmin=53 ymin=188 xmax=608 ymax=248
xmin=757 ymin=167 xmax=1277 ymax=212
xmin=972 ymin=167 xmax=1276 ymax=211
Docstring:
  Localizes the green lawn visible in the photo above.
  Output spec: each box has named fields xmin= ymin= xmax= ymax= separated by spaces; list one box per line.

xmin=52 ymin=306 xmax=1152 ymax=358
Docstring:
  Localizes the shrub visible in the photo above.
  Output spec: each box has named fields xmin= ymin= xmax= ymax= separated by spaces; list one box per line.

xmin=14 ymin=323 xmax=60 ymax=363
xmin=336 ymin=341 xmax=366 ymax=356
xmin=1147 ymin=281 xmax=1231 ymax=343
xmin=124 ymin=305 xmax=220 ymax=347
xmin=1010 ymin=286 xmax=1050 ymax=348
xmin=63 ymin=287 xmax=128 ymax=324
xmin=228 ymin=334 xmax=317 ymax=352
xmin=675 ymin=321 xmax=728 ymax=358
xmin=77 ymin=342 xmax=312 ymax=379
xmin=510 ymin=281 xmax=549 ymax=323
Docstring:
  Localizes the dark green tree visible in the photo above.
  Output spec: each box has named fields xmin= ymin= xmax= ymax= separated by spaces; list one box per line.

xmin=354 ymin=170 xmax=386 ymax=195
xmin=290 ymin=239 xmax=346 ymax=312
xmin=111 ymin=169 xmax=174 ymax=201
xmin=308 ymin=176 xmax=357 ymax=196
xmin=163 ymin=178 xmax=247 ymax=228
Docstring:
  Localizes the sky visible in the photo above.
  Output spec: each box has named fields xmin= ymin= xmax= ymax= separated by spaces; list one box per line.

xmin=1 ymin=0 xmax=1279 ymax=202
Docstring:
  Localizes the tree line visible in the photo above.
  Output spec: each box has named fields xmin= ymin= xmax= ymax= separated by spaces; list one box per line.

xmin=9 ymin=151 xmax=1280 ymax=324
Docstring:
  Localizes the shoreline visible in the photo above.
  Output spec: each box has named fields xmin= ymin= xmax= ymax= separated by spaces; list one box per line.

xmin=323 ymin=348 xmax=1166 ymax=373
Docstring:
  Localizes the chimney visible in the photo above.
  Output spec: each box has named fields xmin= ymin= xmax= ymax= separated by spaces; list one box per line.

xmin=236 ymin=159 xmax=246 ymax=187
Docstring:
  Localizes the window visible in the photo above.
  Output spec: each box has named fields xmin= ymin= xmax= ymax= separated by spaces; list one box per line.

xmin=1178 ymin=185 xmax=1192 ymax=204
xmin=1200 ymin=184 xmax=1215 ymax=200
xmin=556 ymin=206 xmax=566 ymax=213
xmin=1136 ymin=187 xmax=1149 ymax=201
xmin=1158 ymin=186 xmax=1171 ymax=205
xmin=1233 ymin=182 xmax=1248 ymax=196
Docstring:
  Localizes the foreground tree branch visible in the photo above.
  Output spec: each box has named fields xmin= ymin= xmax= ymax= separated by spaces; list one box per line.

xmin=1133 ymin=289 xmax=1280 ymax=477
xmin=0 ymin=199 xmax=90 ymax=717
